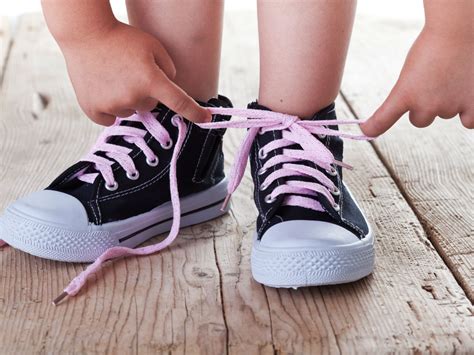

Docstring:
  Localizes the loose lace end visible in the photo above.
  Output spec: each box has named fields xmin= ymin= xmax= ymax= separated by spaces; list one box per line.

xmin=221 ymin=194 xmax=232 ymax=211
xmin=52 ymin=291 xmax=69 ymax=306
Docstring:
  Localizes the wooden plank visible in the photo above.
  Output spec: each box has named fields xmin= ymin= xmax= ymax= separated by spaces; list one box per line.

xmin=0 ymin=17 xmax=11 ymax=85
xmin=341 ymin=15 xmax=474 ymax=301
xmin=0 ymin=11 xmax=472 ymax=354
xmin=219 ymin=12 xmax=474 ymax=354
xmin=0 ymin=14 xmax=228 ymax=354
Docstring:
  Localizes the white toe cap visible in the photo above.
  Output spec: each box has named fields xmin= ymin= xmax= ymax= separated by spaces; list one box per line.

xmin=6 ymin=190 xmax=89 ymax=229
xmin=260 ymin=220 xmax=360 ymax=249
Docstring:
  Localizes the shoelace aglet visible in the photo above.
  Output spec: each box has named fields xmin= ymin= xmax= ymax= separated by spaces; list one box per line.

xmin=52 ymin=291 xmax=69 ymax=306
xmin=333 ymin=160 xmax=353 ymax=170
xmin=221 ymin=194 xmax=232 ymax=211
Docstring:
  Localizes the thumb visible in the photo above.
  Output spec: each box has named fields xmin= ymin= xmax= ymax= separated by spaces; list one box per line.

xmin=151 ymin=39 xmax=177 ymax=80
xmin=360 ymin=84 xmax=408 ymax=137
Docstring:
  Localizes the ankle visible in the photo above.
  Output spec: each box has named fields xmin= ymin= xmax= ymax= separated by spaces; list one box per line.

xmin=257 ymin=93 xmax=337 ymax=119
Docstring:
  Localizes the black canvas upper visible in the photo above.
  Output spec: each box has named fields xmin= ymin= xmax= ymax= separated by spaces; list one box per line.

xmin=248 ymin=101 xmax=369 ymax=240
xmin=47 ymin=95 xmax=233 ymax=225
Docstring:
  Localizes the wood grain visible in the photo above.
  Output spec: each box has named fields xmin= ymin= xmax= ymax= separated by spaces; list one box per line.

xmin=0 ymin=12 xmax=472 ymax=354
xmin=341 ymin=15 xmax=474 ymax=301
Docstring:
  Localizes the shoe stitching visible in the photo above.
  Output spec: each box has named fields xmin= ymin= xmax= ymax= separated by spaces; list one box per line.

xmin=339 ymin=184 xmax=364 ymax=237
xmin=95 ymin=182 xmax=102 ymax=225
xmin=329 ymin=133 xmax=364 ymax=237
xmin=192 ymin=123 xmax=214 ymax=183
xmin=88 ymin=200 xmax=99 ymax=225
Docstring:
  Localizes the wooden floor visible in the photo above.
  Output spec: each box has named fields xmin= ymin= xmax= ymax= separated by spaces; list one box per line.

xmin=0 ymin=11 xmax=472 ymax=355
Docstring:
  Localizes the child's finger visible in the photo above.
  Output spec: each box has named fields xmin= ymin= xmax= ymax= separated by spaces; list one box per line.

xmin=408 ymin=110 xmax=436 ymax=128
xmin=360 ymin=86 xmax=408 ymax=137
xmin=113 ymin=109 xmax=136 ymax=118
xmin=151 ymin=40 xmax=177 ymax=80
xmin=91 ymin=111 xmax=116 ymax=126
xmin=460 ymin=111 xmax=474 ymax=129
xmin=134 ymin=97 xmax=159 ymax=113
xmin=149 ymin=70 xmax=211 ymax=123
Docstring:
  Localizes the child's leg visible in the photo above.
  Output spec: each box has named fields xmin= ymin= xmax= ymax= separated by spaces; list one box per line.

xmin=257 ymin=0 xmax=357 ymax=118
xmin=126 ymin=0 xmax=224 ymax=101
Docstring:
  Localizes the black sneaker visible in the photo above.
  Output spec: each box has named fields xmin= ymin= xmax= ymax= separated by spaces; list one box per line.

xmin=246 ymin=102 xmax=375 ymax=287
xmin=0 ymin=95 xmax=233 ymax=263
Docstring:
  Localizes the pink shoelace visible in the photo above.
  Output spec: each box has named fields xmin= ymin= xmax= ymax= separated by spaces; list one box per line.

xmin=0 ymin=108 xmax=370 ymax=305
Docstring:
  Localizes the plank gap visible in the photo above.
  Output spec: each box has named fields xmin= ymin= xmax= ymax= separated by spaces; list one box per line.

xmin=212 ymin=232 xmax=230 ymax=354
xmin=0 ymin=23 xmax=13 ymax=88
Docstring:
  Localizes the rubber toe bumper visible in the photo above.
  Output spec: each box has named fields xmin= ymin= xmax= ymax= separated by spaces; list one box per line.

xmin=251 ymin=220 xmax=375 ymax=288
xmin=0 ymin=190 xmax=112 ymax=262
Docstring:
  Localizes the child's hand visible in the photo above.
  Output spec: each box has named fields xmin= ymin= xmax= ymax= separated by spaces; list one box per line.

xmin=361 ymin=28 xmax=473 ymax=137
xmin=61 ymin=22 xmax=211 ymax=126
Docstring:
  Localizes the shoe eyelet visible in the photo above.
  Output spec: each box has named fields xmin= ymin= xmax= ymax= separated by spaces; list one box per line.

xmin=171 ymin=116 xmax=182 ymax=127
xmin=258 ymin=148 xmax=268 ymax=160
xmin=264 ymin=194 xmax=276 ymax=204
xmin=258 ymin=167 xmax=267 ymax=176
xmin=146 ymin=157 xmax=159 ymax=167
xmin=332 ymin=203 xmax=340 ymax=212
xmin=326 ymin=166 xmax=338 ymax=176
xmin=260 ymin=181 xmax=270 ymax=191
xmin=317 ymin=126 xmax=328 ymax=139
xmin=126 ymin=170 xmax=140 ymax=180
xmin=105 ymin=181 xmax=119 ymax=191
xmin=330 ymin=186 xmax=340 ymax=196
xmin=161 ymin=139 xmax=173 ymax=150
xmin=258 ymin=128 xmax=265 ymax=135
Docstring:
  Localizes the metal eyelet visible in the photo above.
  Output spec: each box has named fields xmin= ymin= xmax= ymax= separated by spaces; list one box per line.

xmin=260 ymin=181 xmax=270 ymax=191
xmin=171 ymin=116 xmax=182 ymax=127
xmin=105 ymin=181 xmax=119 ymax=191
xmin=326 ymin=166 xmax=338 ymax=176
xmin=330 ymin=186 xmax=340 ymax=196
xmin=161 ymin=139 xmax=173 ymax=150
xmin=126 ymin=170 xmax=140 ymax=180
xmin=332 ymin=203 xmax=340 ymax=212
xmin=258 ymin=128 xmax=265 ymax=135
xmin=317 ymin=126 xmax=328 ymax=139
xmin=258 ymin=167 xmax=267 ymax=176
xmin=146 ymin=157 xmax=159 ymax=167
xmin=264 ymin=194 xmax=276 ymax=204
xmin=258 ymin=148 xmax=268 ymax=160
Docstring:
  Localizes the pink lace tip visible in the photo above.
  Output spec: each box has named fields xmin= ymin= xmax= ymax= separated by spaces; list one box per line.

xmin=333 ymin=160 xmax=353 ymax=170
xmin=52 ymin=291 xmax=69 ymax=306
xmin=221 ymin=194 xmax=232 ymax=211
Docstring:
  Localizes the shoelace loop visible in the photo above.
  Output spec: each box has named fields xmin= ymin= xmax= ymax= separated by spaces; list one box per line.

xmin=199 ymin=108 xmax=370 ymax=212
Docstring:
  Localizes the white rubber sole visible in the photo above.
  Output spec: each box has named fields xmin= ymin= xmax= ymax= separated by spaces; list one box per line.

xmin=251 ymin=229 xmax=374 ymax=288
xmin=0 ymin=179 xmax=229 ymax=263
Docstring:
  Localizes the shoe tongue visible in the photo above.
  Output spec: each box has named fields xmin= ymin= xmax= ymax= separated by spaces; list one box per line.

xmin=111 ymin=104 xmax=166 ymax=142
xmin=249 ymin=101 xmax=339 ymax=216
